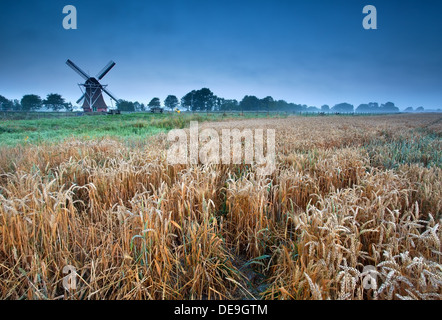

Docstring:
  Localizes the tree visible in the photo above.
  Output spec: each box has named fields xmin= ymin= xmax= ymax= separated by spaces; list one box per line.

xmin=65 ymin=102 xmax=73 ymax=112
xmin=240 ymin=95 xmax=260 ymax=111
xmin=261 ymin=96 xmax=274 ymax=112
xmin=368 ymin=102 xmax=379 ymax=110
xmin=355 ymin=104 xmax=370 ymax=113
xmin=275 ymin=100 xmax=289 ymax=111
xmin=148 ymin=97 xmax=161 ymax=109
xmin=0 ymin=95 xmax=13 ymax=111
xmin=355 ymin=102 xmax=383 ymax=113
xmin=117 ymin=100 xmax=135 ymax=112
xmin=215 ymin=97 xmax=224 ymax=111
xmin=192 ymin=88 xmax=216 ymax=112
xmin=220 ymin=99 xmax=239 ymax=111
xmin=181 ymin=91 xmax=195 ymax=111
xmin=403 ymin=107 xmax=413 ymax=113
xmin=43 ymin=93 xmax=67 ymax=111
xmin=380 ymin=102 xmax=399 ymax=113
xmin=21 ymin=94 xmax=42 ymax=111
xmin=332 ymin=103 xmax=354 ymax=113
xmin=12 ymin=99 xmax=21 ymax=111
xmin=133 ymin=102 xmax=146 ymax=112
xmin=164 ymin=95 xmax=179 ymax=111
xmin=416 ymin=106 xmax=425 ymax=113
xmin=290 ymin=103 xmax=305 ymax=113
xmin=321 ymin=105 xmax=330 ymax=112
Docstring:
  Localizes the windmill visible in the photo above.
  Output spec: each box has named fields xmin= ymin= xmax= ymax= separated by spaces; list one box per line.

xmin=66 ymin=59 xmax=118 ymax=112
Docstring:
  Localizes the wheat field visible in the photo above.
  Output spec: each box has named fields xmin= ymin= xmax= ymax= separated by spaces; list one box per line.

xmin=0 ymin=113 xmax=441 ymax=300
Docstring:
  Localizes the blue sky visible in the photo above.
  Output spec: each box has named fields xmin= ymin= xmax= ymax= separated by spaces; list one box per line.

xmin=1 ymin=0 xmax=441 ymax=109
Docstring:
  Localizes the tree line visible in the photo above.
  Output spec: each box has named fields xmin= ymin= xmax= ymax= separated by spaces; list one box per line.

xmin=0 ymin=94 xmax=73 ymax=112
xmin=0 ymin=89 xmax=430 ymax=113
xmin=117 ymin=88 xmax=408 ymax=114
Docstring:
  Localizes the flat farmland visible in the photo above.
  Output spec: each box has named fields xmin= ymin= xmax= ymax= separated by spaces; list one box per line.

xmin=0 ymin=113 xmax=441 ymax=299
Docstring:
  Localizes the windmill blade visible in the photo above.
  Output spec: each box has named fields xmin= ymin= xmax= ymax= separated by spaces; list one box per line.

xmin=66 ymin=59 xmax=90 ymax=81
xmin=96 ymin=61 xmax=116 ymax=80
xmin=101 ymin=87 xmax=118 ymax=102
xmin=76 ymin=94 xmax=85 ymax=104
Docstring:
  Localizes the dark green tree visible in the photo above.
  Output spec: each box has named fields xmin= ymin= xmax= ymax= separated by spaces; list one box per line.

xmin=12 ymin=99 xmax=21 ymax=111
xmin=220 ymin=99 xmax=239 ymax=111
xmin=0 ymin=95 xmax=13 ymax=111
xmin=181 ymin=91 xmax=195 ymax=111
xmin=164 ymin=95 xmax=179 ymax=111
xmin=117 ymin=100 xmax=135 ymax=112
xmin=43 ymin=93 xmax=67 ymax=111
xmin=21 ymin=94 xmax=42 ymax=111
xmin=181 ymin=88 xmax=216 ymax=112
xmin=65 ymin=102 xmax=73 ymax=112
xmin=148 ymin=97 xmax=161 ymax=109
xmin=240 ymin=95 xmax=260 ymax=111
xmin=261 ymin=96 xmax=274 ymax=112
xmin=192 ymin=88 xmax=216 ymax=112
xmin=275 ymin=100 xmax=289 ymax=111
xmin=215 ymin=97 xmax=224 ymax=111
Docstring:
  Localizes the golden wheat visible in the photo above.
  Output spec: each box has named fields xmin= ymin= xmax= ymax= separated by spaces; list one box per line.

xmin=0 ymin=114 xmax=440 ymax=300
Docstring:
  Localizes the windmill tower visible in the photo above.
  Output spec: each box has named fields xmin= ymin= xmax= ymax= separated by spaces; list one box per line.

xmin=66 ymin=59 xmax=118 ymax=112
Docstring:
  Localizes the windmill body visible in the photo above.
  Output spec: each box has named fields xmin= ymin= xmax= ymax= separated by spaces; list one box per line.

xmin=66 ymin=59 xmax=118 ymax=112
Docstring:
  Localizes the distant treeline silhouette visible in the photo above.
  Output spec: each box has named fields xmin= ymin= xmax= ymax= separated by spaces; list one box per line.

xmin=0 ymin=89 xmax=437 ymax=113
xmin=0 ymin=94 xmax=72 ymax=112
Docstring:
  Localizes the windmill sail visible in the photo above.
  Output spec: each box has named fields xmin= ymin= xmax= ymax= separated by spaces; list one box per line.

xmin=96 ymin=61 xmax=116 ymax=80
xmin=66 ymin=59 xmax=90 ymax=81
xmin=102 ymin=87 xmax=118 ymax=102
